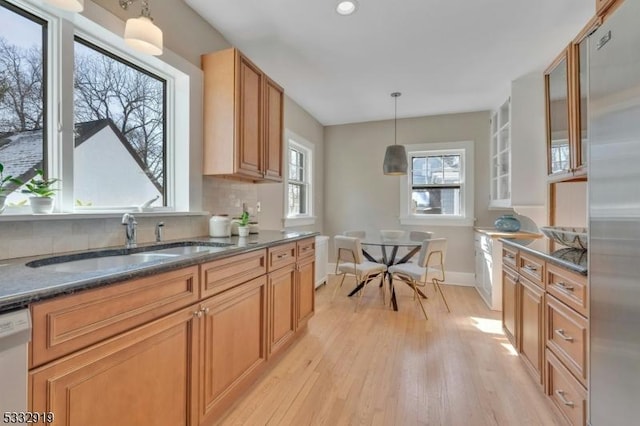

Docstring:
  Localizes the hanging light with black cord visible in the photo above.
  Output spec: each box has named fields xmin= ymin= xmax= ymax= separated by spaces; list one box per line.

xmin=383 ymin=92 xmax=408 ymax=175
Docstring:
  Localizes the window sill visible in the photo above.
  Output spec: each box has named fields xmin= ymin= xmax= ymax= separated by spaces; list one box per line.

xmin=0 ymin=210 xmax=209 ymax=222
xmin=284 ymin=216 xmax=316 ymax=227
xmin=399 ymin=215 xmax=474 ymax=227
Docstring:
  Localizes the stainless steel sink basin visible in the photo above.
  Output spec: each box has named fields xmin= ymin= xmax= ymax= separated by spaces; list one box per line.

xmin=26 ymin=241 xmax=235 ymax=272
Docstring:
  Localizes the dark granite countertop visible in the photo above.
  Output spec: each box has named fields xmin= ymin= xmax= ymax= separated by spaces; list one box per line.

xmin=500 ymin=237 xmax=588 ymax=276
xmin=0 ymin=230 xmax=318 ymax=314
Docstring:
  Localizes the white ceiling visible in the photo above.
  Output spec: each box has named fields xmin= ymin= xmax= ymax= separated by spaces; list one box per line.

xmin=185 ymin=0 xmax=594 ymax=126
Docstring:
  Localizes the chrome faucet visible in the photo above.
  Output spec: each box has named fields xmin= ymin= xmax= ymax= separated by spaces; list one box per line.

xmin=122 ymin=213 xmax=137 ymax=248
xmin=155 ymin=222 xmax=165 ymax=243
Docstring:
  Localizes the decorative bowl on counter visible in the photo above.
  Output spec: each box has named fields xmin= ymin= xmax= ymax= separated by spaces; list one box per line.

xmin=540 ymin=226 xmax=588 ymax=250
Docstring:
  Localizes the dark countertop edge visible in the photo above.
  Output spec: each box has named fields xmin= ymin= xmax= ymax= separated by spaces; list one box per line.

xmin=500 ymin=238 xmax=588 ymax=276
xmin=0 ymin=232 xmax=318 ymax=314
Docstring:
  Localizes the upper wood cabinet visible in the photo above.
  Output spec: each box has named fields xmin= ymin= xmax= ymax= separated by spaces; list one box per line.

xmin=545 ymin=17 xmax=600 ymax=182
xmin=202 ymin=48 xmax=284 ymax=182
xmin=596 ymin=0 xmax=621 ymax=17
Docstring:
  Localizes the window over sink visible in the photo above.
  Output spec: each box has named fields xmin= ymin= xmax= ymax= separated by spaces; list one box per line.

xmin=0 ymin=0 xmax=192 ymax=215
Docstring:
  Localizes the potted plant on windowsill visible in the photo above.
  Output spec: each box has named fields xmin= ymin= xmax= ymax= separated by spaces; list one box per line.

xmin=237 ymin=211 xmax=251 ymax=237
xmin=22 ymin=169 xmax=60 ymax=214
xmin=0 ymin=162 xmax=23 ymax=214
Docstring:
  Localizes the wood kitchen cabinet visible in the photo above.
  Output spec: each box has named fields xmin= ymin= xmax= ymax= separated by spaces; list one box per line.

xmin=30 ymin=304 xmax=200 ymax=426
xmin=198 ymin=275 xmax=268 ymax=424
xmin=268 ymin=263 xmax=297 ymax=356
xmin=502 ymin=263 xmax=518 ymax=347
xmin=296 ymin=251 xmax=315 ymax=327
xmin=202 ymin=48 xmax=283 ymax=182
xmin=519 ymin=276 xmax=545 ymax=386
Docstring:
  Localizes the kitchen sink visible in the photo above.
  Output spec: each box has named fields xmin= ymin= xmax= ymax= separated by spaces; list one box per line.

xmin=26 ymin=241 xmax=235 ymax=272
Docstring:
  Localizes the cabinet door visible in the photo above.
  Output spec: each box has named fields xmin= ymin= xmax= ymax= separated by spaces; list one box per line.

xmin=198 ymin=275 xmax=268 ymax=423
xmin=296 ymin=256 xmax=315 ymax=327
xmin=570 ymin=29 xmax=590 ymax=177
xmin=519 ymin=276 xmax=545 ymax=386
xmin=263 ymin=77 xmax=283 ymax=181
xmin=502 ymin=267 xmax=518 ymax=347
xmin=30 ymin=305 xmax=200 ymax=426
xmin=237 ymin=54 xmax=263 ymax=179
xmin=545 ymin=49 xmax=572 ymax=178
xmin=268 ymin=264 xmax=296 ymax=356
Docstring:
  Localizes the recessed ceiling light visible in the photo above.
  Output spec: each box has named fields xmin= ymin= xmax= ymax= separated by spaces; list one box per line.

xmin=336 ymin=0 xmax=358 ymax=16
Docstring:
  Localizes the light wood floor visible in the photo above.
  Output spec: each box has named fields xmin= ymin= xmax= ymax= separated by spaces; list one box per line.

xmin=217 ymin=276 xmax=564 ymax=426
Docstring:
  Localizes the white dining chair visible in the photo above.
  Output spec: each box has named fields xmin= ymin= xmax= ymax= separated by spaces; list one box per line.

xmin=333 ymin=236 xmax=387 ymax=311
xmin=343 ymin=230 xmax=366 ymax=238
xmin=405 ymin=231 xmax=434 ymax=262
xmin=388 ymin=238 xmax=450 ymax=320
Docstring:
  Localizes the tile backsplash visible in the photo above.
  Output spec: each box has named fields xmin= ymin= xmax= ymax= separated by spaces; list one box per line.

xmin=202 ymin=176 xmax=258 ymax=219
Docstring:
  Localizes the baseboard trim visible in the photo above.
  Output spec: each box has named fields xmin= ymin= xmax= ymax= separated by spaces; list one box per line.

xmin=327 ymin=263 xmax=474 ymax=287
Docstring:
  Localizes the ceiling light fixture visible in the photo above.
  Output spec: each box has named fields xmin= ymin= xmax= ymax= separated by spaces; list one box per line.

xmin=336 ymin=0 xmax=358 ymax=16
xmin=120 ymin=0 xmax=163 ymax=56
xmin=43 ymin=0 xmax=84 ymax=12
xmin=383 ymin=92 xmax=408 ymax=176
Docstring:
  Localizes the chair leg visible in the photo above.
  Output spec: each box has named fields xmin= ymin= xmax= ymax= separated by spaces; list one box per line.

xmin=432 ymin=277 xmax=451 ymax=313
xmin=380 ymin=273 xmax=386 ymax=306
xmin=332 ymin=273 xmax=347 ymax=301
xmin=411 ymin=281 xmax=429 ymax=320
xmin=355 ymin=278 xmax=365 ymax=312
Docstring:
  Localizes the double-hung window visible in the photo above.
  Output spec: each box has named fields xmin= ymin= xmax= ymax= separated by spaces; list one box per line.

xmin=0 ymin=0 xmax=191 ymax=214
xmin=284 ymin=131 xmax=314 ymax=227
xmin=399 ymin=141 xmax=474 ymax=226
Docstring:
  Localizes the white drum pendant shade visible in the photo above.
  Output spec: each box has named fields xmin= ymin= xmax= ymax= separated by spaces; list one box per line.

xmin=124 ymin=16 xmax=163 ymax=56
xmin=44 ymin=0 xmax=84 ymax=12
xmin=383 ymin=144 xmax=408 ymax=175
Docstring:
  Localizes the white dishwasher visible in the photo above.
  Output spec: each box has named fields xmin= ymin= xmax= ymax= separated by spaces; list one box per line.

xmin=0 ymin=309 xmax=31 ymax=421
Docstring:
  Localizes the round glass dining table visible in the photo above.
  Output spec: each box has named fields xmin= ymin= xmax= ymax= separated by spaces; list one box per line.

xmin=347 ymin=236 xmax=424 ymax=311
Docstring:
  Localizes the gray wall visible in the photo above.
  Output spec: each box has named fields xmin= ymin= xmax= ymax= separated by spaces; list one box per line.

xmin=324 ymin=111 xmax=509 ymax=275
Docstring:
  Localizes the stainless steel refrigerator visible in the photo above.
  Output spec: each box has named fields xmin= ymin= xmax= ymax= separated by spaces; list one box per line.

xmin=589 ymin=0 xmax=640 ymax=424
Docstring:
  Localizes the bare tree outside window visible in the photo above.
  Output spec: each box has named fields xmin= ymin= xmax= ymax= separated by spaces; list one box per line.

xmin=73 ymin=38 xmax=166 ymax=207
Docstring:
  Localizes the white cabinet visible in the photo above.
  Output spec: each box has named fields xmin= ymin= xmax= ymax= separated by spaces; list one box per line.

xmin=489 ymin=72 xmax=547 ymax=209
xmin=474 ymin=231 xmax=503 ymax=311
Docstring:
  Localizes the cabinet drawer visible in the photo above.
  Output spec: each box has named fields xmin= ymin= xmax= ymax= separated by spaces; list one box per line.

xmin=546 ymin=295 xmax=589 ymax=386
xmin=30 ymin=266 xmax=200 ymax=368
xmin=296 ymin=238 xmax=315 ymax=260
xmin=546 ymin=348 xmax=588 ymax=426
xmin=518 ymin=252 xmax=544 ymax=288
xmin=502 ymin=246 xmax=517 ymax=270
xmin=268 ymin=242 xmax=296 ymax=271
xmin=200 ymin=249 xmax=267 ymax=298
xmin=547 ymin=263 xmax=588 ymax=317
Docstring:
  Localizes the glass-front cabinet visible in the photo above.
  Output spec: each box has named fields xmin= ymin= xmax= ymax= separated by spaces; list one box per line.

xmin=545 ymin=48 xmax=572 ymax=179
xmin=489 ymin=98 xmax=511 ymax=207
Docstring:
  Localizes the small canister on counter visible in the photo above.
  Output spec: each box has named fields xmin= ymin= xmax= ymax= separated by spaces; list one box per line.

xmin=209 ymin=214 xmax=231 ymax=237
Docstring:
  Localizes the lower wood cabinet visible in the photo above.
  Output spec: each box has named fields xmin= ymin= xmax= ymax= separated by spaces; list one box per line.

xmin=519 ymin=276 xmax=545 ymax=386
xmin=30 ymin=304 xmax=200 ymax=426
xmin=199 ymin=275 xmax=268 ymax=424
xmin=296 ymin=254 xmax=315 ymax=327
xmin=502 ymin=265 xmax=518 ymax=347
xmin=546 ymin=348 xmax=588 ymax=426
xmin=268 ymin=263 xmax=296 ymax=356
xmin=29 ymin=239 xmax=315 ymax=425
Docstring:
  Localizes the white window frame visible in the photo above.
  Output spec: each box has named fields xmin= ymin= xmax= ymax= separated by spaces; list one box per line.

xmin=1 ymin=0 xmax=196 ymax=217
xmin=399 ymin=141 xmax=475 ymax=227
xmin=283 ymin=130 xmax=315 ymax=227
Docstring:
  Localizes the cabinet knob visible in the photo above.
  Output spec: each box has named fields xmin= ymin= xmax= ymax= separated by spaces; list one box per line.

xmin=200 ymin=307 xmax=210 ymax=315
xmin=555 ymin=390 xmax=575 ymax=407
xmin=193 ymin=310 xmax=202 ymax=318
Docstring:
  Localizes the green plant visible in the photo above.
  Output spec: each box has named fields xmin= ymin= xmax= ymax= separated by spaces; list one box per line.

xmin=0 ymin=162 xmax=23 ymax=196
xmin=238 ymin=211 xmax=250 ymax=226
xmin=21 ymin=168 xmax=59 ymax=198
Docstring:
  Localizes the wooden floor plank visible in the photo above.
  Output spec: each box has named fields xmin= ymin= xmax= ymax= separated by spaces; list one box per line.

xmin=217 ymin=275 xmax=564 ymax=425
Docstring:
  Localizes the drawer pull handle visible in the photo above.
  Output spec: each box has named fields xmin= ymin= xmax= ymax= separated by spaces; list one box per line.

xmin=523 ymin=265 xmax=538 ymax=272
xmin=556 ymin=281 xmax=575 ymax=292
xmin=555 ymin=329 xmax=574 ymax=342
xmin=277 ymin=253 xmax=288 ymax=259
xmin=555 ymin=390 xmax=575 ymax=407
xmin=505 ymin=254 xmax=515 ymax=259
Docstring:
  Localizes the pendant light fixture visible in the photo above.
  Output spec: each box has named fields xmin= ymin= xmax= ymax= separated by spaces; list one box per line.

xmin=120 ymin=0 xmax=163 ymax=56
xmin=383 ymin=92 xmax=408 ymax=175
xmin=43 ymin=0 xmax=84 ymax=12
